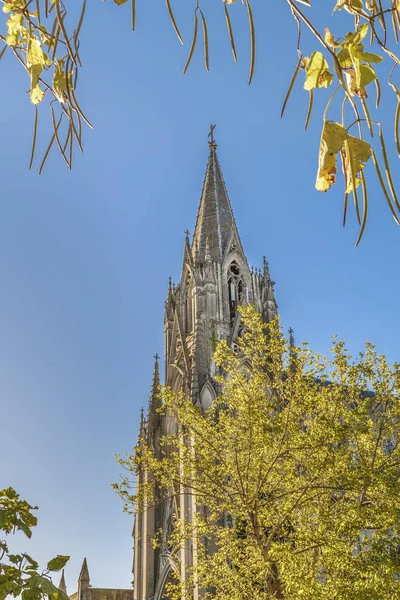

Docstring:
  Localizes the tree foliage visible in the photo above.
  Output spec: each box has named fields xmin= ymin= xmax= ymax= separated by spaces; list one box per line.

xmin=1 ymin=0 xmax=400 ymax=240
xmin=116 ymin=306 xmax=400 ymax=599
xmin=0 ymin=487 xmax=70 ymax=600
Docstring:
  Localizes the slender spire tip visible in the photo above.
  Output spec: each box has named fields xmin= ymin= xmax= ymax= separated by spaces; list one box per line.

xmin=208 ymin=123 xmax=217 ymax=148
xmin=59 ymin=569 xmax=67 ymax=594
xmin=78 ymin=558 xmax=89 ymax=582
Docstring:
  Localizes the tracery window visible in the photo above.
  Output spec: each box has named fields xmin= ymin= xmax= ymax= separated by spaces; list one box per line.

xmin=228 ymin=261 xmax=245 ymax=324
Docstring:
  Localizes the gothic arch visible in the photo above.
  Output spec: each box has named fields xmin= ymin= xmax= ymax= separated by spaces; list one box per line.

xmin=183 ymin=261 xmax=195 ymax=282
xmin=222 ymin=255 xmax=250 ymax=293
xmin=224 ymin=229 xmax=245 ymax=262
xmin=223 ymin=257 xmax=250 ymax=325
xmin=200 ymin=380 xmax=216 ymax=411
xmin=153 ymin=557 xmax=180 ymax=600
xmin=238 ymin=356 xmax=252 ymax=373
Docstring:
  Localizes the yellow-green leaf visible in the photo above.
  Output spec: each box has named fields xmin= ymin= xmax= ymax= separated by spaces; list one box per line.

xmin=3 ymin=0 xmax=25 ymax=12
xmin=334 ymin=0 xmax=363 ymax=11
xmin=53 ymin=60 xmax=68 ymax=103
xmin=343 ymin=136 xmax=372 ymax=193
xmin=324 ymin=28 xmax=338 ymax=48
xmin=30 ymin=83 xmax=45 ymax=105
xmin=27 ymin=37 xmax=45 ymax=67
xmin=315 ymin=121 xmax=347 ymax=192
xmin=114 ymin=0 xmax=128 ymax=4
xmin=29 ymin=64 xmax=45 ymax=105
xmin=304 ymin=52 xmax=333 ymax=91
xmin=360 ymin=51 xmax=382 ymax=63
xmin=359 ymin=64 xmax=376 ymax=87
xmin=342 ymin=23 xmax=369 ymax=47
xmin=6 ymin=13 xmax=24 ymax=46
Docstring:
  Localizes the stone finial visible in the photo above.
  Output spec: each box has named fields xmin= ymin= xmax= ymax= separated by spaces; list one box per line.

xmin=167 ymin=276 xmax=173 ymax=302
xmin=58 ymin=569 xmax=67 ymax=594
xmin=139 ymin=408 xmax=146 ymax=440
xmin=150 ymin=355 xmax=161 ymax=405
xmin=288 ymin=327 xmax=295 ymax=348
xmin=78 ymin=558 xmax=90 ymax=583
xmin=263 ymin=256 xmax=271 ymax=279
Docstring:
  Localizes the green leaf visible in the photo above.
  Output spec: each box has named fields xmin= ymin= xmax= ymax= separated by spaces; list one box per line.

xmin=359 ymin=51 xmax=382 ymax=63
xmin=114 ymin=0 xmax=128 ymax=4
xmin=303 ymin=52 xmax=333 ymax=91
xmin=22 ymin=590 xmax=41 ymax=600
xmin=342 ymin=23 xmax=369 ymax=47
xmin=337 ymin=47 xmax=352 ymax=69
xmin=23 ymin=554 xmax=39 ymax=570
xmin=359 ymin=64 xmax=376 ymax=87
xmin=46 ymin=556 xmax=70 ymax=572
xmin=29 ymin=576 xmax=58 ymax=596
xmin=8 ymin=554 xmax=22 ymax=565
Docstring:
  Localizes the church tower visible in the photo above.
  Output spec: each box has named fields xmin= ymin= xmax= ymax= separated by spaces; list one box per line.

xmin=133 ymin=131 xmax=278 ymax=600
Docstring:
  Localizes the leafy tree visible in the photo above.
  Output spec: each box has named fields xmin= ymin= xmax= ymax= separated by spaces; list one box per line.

xmin=0 ymin=487 xmax=70 ymax=600
xmin=116 ymin=306 xmax=400 ymax=599
xmin=1 ymin=0 xmax=400 ymax=240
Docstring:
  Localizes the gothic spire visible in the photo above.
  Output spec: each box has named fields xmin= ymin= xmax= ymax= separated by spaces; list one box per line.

xmin=58 ymin=570 xmax=67 ymax=594
xmin=192 ymin=128 xmax=243 ymax=263
xmin=78 ymin=558 xmax=90 ymax=583
xmin=139 ymin=407 xmax=146 ymax=439
xmin=147 ymin=354 xmax=162 ymax=443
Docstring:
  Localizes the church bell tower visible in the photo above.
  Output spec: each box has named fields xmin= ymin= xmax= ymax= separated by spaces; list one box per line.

xmin=133 ymin=130 xmax=278 ymax=600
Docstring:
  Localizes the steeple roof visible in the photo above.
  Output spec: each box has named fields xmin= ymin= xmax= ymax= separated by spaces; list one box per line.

xmin=58 ymin=569 xmax=67 ymax=594
xmin=78 ymin=558 xmax=90 ymax=583
xmin=192 ymin=138 xmax=243 ymax=263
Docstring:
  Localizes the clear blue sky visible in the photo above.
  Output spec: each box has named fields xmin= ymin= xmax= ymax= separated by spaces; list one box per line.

xmin=1 ymin=0 xmax=399 ymax=593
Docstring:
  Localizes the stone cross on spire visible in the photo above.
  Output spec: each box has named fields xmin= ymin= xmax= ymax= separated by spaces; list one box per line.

xmin=208 ymin=124 xmax=217 ymax=148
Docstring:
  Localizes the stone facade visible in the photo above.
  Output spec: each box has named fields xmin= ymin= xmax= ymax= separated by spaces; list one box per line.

xmin=65 ymin=138 xmax=278 ymax=600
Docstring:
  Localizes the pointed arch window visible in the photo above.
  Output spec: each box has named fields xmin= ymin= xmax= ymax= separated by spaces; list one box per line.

xmin=185 ymin=272 xmax=193 ymax=334
xmin=228 ymin=261 xmax=245 ymax=324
